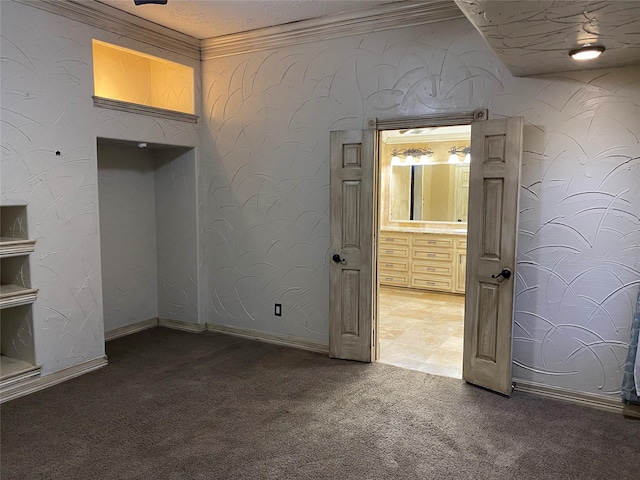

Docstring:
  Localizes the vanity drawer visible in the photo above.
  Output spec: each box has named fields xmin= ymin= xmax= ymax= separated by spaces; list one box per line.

xmin=379 ymin=271 xmax=409 ymax=287
xmin=380 ymin=233 xmax=410 ymax=246
xmin=379 ymin=245 xmax=410 ymax=258
xmin=456 ymin=238 xmax=467 ymax=250
xmin=412 ymin=262 xmax=452 ymax=277
xmin=412 ymin=249 xmax=453 ymax=262
xmin=412 ymin=236 xmax=453 ymax=249
xmin=411 ymin=276 xmax=452 ymax=291
xmin=379 ymin=259 xmax=409 ymax=272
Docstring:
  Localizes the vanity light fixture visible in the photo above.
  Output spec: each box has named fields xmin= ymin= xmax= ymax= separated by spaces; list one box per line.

xmin=448 ymin=146 xmax=470 ymax=164
xmin=391 ymin=147 xmax=433 ymax=165
xmin=569 ymin=45 xmax=605 ymax=60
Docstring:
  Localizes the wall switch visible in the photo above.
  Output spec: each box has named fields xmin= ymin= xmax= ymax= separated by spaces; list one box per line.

xmin=274 ymin=303 xmax=282 ymax=316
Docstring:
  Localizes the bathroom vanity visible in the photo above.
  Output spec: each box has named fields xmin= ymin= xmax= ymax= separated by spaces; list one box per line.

xmin=379 ymin=228 xmax=466 ymax=294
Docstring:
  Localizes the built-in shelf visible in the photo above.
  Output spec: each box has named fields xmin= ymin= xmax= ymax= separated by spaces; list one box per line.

xmin=0 ymin=284 xmax=39 ymax=309
xmin=1 ymin=205 xmax=40 ymax=395
xmin=0 ymin=237 xmax=36 ymax=258
xmin=0 ymin=355 xmax=41 ymax=386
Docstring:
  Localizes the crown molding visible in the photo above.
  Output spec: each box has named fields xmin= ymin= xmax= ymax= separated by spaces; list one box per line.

xmin=201 ymin=1 xmax=465 ymax=60
xmin=14 ymin=0 xmax=200 ymax=60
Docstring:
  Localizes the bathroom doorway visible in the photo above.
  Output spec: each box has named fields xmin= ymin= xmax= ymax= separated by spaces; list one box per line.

xmin=376 ymin=125 xmax=471 ymax=378
xmin=329 ymin=113 xmax=523 ymax=394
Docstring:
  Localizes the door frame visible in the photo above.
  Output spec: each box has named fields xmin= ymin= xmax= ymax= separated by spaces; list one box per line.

xmin=369 ymin=110 xmax=487 ymax=362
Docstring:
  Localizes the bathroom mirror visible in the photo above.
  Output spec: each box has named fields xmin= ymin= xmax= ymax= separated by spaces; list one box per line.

xmin=390 ymin=163 xmax=469 ymax=222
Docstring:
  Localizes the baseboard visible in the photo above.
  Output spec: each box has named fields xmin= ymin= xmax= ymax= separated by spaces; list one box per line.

xmin=0 ymin=356 xmax=108 ymax=404
xmin=513 ymin=379 xmax=624 ymax=415
xmin=158 ymin=317 xmax=207 ymax=333
xmin=105 ymin=318 xmax=159 ymax=341
xmin=622 ymin=403 xmax=640 ymax=419
xmin=207 ymin=323 xmax=329 ymax=354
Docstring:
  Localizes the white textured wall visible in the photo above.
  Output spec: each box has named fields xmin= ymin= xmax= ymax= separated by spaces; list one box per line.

xmin=155 ymin=148 xmax=199 ymax=324
xmin=98 ymin=144 xmax=159 ymax=332
xmin=1 ymin=1 xmax=201 ymax=374
xmin=1 ymin=0 xmax=638 ymax=397
xmin=202 ymin=19 xmax=640 ymax=396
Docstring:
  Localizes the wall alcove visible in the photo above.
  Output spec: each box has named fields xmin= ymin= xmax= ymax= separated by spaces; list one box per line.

xmin=97 ymin=139 xmax=199 ymax=337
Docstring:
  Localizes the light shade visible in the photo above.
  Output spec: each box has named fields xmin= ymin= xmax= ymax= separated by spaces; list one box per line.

xmin=569 ymin=45 xmax=605 ymax=61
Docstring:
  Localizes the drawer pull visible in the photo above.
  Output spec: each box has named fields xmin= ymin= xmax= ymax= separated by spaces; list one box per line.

xmin=386 ymin=250 xmax=394 ymax=253
xmin=427 ymin=268 xmax=435 ymax=271
xmin=386 ymin=238 xmax=395 ymax=242
xmin=427 ymin=253 xmax=436 ymax=257
xmin=385 ymin=264 xmax=394 ymax=267
xmin=428 ymin=240 xmax=436 ymax=244
xmin=385 ymin=277 xmax=394 ymax=281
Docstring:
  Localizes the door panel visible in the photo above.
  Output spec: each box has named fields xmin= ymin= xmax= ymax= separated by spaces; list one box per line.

xmin=329 ymin=129 xmax=376 ymax=362
xmin=463 ymin=117 xmax=523 ymax=396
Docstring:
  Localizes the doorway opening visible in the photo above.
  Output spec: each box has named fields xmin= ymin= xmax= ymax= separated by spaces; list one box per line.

xmin=376 ymin=125 xmax=471 ymax=378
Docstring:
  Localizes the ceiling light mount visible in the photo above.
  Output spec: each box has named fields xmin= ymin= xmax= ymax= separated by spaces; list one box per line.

xmin=569 ymin=45 xmax=605 ymax=61
xmin=134 ymin=0 xmax=168 ymax=5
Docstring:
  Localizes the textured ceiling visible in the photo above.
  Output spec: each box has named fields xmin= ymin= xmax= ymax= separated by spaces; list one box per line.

xmin=97 ymin=0 xmax=398 ymax=39
xmin=455 ymin=0 xmax=640 ymax=76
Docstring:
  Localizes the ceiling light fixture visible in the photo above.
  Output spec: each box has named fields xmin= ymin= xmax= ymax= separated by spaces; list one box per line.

xmin=569 ymin=45 xmax=605 ymax=60
xmin=134 ymin=0 xmax=168 ymax=5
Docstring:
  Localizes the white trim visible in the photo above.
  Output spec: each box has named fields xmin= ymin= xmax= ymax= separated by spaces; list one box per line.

xmin=513 ymin=379 xmax=624 ymax=414
xmin=93 ymin=97 xmax=198 ymax=124
xmin=207 ymin=323 xmax=329 ymax=354
xmin=14 ymin=0 xmax=200 ymax=60
xmin=13 ymin=0 xmax=464 ymax=63
xmin=0 ymin=290 xmax=38 ymax=309
xmin=158 ymin=317 xmax=207 ymax=333
xmin=105 ymin=318 xmax=159 ymax=341
xmin=201 ymin=1 xmax=464 ymax=60
xmin=0 ymin=356 xmax=108 ymax=404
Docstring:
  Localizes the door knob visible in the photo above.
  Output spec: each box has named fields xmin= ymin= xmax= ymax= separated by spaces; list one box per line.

xmin=492 ymin=268 xmax=512 ymax=280
xmin=332 ymin=254 xmax=346 ymax=265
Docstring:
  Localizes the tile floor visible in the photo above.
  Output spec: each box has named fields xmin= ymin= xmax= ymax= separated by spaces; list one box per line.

xmin=378 ymin=286 xmax=465 ymax=378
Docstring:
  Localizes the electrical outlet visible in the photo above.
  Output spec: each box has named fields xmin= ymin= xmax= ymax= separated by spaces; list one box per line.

xmin=274 ymin=303 xmax=282 ymax=316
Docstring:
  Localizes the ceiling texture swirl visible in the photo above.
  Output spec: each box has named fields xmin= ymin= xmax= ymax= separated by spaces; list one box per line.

xmin=98 ymin=0 xmax=640 ymax=76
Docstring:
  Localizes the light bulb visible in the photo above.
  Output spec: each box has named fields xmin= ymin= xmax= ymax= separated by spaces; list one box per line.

xmin=569 ymin=45 xmax=605 ymax=60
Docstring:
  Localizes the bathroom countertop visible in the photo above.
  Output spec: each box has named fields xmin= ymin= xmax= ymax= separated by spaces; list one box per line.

xmin=380 ymin=226 xmax=467 ymax=235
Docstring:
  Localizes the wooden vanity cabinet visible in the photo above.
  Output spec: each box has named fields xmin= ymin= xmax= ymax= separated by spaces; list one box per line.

xmin=378 ymin=232 xmax=410 ymax=287
xmin=454 ymin=238 xmax=467 ymax=293
xmin=411 ymin=235 xmax=454 ymax=292
xmin=379 ymin=231 xmax=466 ymax=294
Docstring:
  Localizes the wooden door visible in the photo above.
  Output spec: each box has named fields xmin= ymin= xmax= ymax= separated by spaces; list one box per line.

xmin=463 ymin=117 xmax=523 ymax=395
xmin=329 ymin=129 xmax=377 ymax=361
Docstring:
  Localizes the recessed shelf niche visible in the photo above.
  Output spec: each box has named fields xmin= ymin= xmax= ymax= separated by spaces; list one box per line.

xmin=0 ymin=206 xmax=40 ymax=388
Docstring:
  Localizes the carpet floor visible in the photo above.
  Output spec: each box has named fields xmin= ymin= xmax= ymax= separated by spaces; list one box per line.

xmin=1 ymin=327 xmax=638 ymax=479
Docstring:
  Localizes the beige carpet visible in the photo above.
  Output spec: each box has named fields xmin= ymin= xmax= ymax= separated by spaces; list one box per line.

xmin=1 ymin=327 xmax=638 ymax=479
